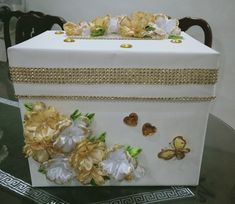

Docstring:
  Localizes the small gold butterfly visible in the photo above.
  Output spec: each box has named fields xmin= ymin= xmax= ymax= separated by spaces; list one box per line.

xmin=158 ymin=136 xmax=190 ymax=160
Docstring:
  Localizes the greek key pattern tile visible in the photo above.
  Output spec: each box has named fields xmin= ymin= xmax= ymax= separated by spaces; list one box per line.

xmin=94 ymin=187 xmax=194 ymax=204
xmin=0 ymin=170 xmax=69 ymax=204
xmin=0 ymin=97 xmax=19 ymax=108
xmin=0 ymin=169 xmax=194 ymax=204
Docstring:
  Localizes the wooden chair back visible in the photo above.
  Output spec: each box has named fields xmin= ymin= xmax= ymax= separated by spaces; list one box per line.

xmin=0 ymin=6 xmax=66 ymax=57
xmin=179 ymin=17 xmax=212 ymax=47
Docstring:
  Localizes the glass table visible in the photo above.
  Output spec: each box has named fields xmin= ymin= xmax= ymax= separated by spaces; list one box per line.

xmin=0 ymin=100 xmax=235 ymax=204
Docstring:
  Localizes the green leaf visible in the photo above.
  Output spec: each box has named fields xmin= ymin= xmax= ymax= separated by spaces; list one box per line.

xmin=71 ymin=109 xmax=79 ymax=117
xmin=90 ymin=178 xmax=98 ymax=186
xmin=91 ymin=27 xmax=106 ymax=37
xmin=143 ymin=36 xmax=152 ymax=39
xmin=88 ymin=132 xmax=106 ymax=142
xmin=88 ymin=136 xmax=96 ymax=142
xmin=97 ymin=132 xmax=106 ymax=142
xmin=38 ymin=165 xmax=47 ymax=174
xmin=168 ymin=35 xmax=183 ymax=40
xmin=103 ymin=176 xmax=110 ymax=181
xmin=85 ymin=113 xmax=95 ymax=122
xmin=24 ymin=103 xmax=33 ymax=111
xmin=70 ymin=109 xmax=81 ymax=121
xmin=125 ymin=145 xmax=142 ymax=158
xmin=145 ymin=25 xmax=156 ymax=32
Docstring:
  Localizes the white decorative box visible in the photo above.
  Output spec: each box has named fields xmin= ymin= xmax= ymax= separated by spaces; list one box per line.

xmin=8 ymin=30 xmax=219 ymax=187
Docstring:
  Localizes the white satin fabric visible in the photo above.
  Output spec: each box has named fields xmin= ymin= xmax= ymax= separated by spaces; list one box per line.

xmin=43 ymin=157 xmax=75 ymax=185
xmin=101 ymin=148 xmax=145 ymax=181
xmin=54 ymin=118 xmax=91 ymax=153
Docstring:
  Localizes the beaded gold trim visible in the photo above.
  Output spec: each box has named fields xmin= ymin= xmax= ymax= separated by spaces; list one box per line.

xmin=10 ymin=67 xmax=218 ymax=85
xmin=16 ymin=95 xmax=216 ymax=102
xmin=68 ymin=36 xmax=156 ymax=40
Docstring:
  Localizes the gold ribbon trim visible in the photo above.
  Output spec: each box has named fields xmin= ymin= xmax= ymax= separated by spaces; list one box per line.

xmin=67 ymin=36 xmax=161 ymax=40
xmin=10 ymin=67 xmax=218 ymax=85
xmin=16 ymin=95 xmax=216 ymax=102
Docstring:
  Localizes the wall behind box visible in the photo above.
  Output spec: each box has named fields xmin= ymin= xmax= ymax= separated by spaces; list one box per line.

xmin=2 ymin=0 xmax=235 ymax=132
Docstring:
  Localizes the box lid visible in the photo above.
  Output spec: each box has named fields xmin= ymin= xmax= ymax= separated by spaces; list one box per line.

xmin=8 ymin=31 xmax=219 ymax=68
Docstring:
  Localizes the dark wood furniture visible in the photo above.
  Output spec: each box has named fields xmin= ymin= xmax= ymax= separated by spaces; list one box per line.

xmin=179 ymin=17 xmax=212 ymax=47
xmin=0 ymin=6 xmax=66 ymax=58
xmin=0 ymin=6 xmax=212 ymax=56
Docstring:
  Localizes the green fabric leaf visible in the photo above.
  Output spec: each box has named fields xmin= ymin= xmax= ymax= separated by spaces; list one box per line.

xmin=97 ymin=132 xmax=106 ymax=142
xmin=103 ymin=176 xmax=110 ymax=180
xmin=38 ymin=165 xmax=47 ymax=174
xmin=88 ymin=136 xmax=96 ymax=142
xmin=168 ymin=35 xmax=183 ymax=40
xmin=90 ymin=178 xmax=98 ymax=186
xmin=85 ymin=113 xmax=95 ymax=122
xmin=88 ymin=132 xmax=106 ymax=142
xmin=145 ymin=25 xmax=156 ymax=32
xmin=125 ymin=145 xmax=142 ymax=158
xmin=91 ymin=27 xmax=106 ymax=37
xmin=24 ymin=103 xmax=33 ymax=111
xmin=70 ymin=109 xmax=81 ymax=121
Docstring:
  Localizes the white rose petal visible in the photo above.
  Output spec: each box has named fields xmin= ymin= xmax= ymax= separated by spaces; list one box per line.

xmin=156 ymin=15 xmax=181 ymax=35
xmin=43 ymin=157 xmax=75 ymax=185
xmin=108 ymin=17 xmax=119 ymax=34
xmin=101 ymin=149 xmax=133 ymax=181
xmin=54 ymin=118 xmax=91 ymax=153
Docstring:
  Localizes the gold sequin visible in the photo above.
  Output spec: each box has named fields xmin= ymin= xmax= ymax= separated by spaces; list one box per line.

xmin=54 ymin=31 xmax=64 ymax=35
xmin=16 ymin=95 xmax=216 ymax=102
xmin=120 ymin=43 xmax=133 ymax=48
xmin=10 ymin=67 xmax=218 ymax=85
xmin=64 ymin=37 xmax=75 ymax=42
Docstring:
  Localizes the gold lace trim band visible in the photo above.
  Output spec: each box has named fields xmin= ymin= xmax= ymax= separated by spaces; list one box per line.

xmin=16 ymin=95 xmax=216 ymax=102
xmin=10 ymin=67 xmax=218 ymax=85
xmin=68 ymin=36 xmax=159 ymax=40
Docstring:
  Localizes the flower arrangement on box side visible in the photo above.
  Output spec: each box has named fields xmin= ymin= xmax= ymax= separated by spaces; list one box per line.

xmin=23 ymin=102 xmax=144 ymax=185
xmin=63 ymin=11 xmax=181 ymax=39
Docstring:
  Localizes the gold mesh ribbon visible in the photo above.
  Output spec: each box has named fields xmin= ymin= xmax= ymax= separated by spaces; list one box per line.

xmin=10 ymin=67 xmax=218 ymax=85
xmin=16 ymin=95 xmax=216 ymax=102
xmin=65 ymin=36 xmax=161 ymax=40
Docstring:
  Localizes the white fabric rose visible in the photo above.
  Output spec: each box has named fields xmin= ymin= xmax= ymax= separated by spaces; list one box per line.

xmin=54 ymin=117 xmax=91 ymax=153
xmin=43 ymin=157 xmax=75 ymax=185
xmin=146 ymin=22 xmax=168 ymax=39
xmin=79 ymin=21 xmax=91 ymax=36
xmin=101 ymin=149 xmax=133 ymax=180
xmin=156 ymin=15 xmax=181 ymax=35
xmin=108 ymin=17 xmax=119 ymax=34
xmin=100 ymin=148 xmax=145 ymax=181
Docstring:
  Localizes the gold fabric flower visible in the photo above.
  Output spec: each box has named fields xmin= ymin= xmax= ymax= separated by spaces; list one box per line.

xmin=63 ymin=22 xmax=82 ymax=36
xmin=119 ymin=11 xmax=156 ymax=38
xmin=90 ymin=15 xmax=110 ymax=37
xmin=69 ymin=139 xmax=106 ymax=185
xmin=23 ymin=102 xmax=72 ymax=163
xmin=90 ymin=15 xmax=110 ymax=30
xmin=77 ymin=166 xmax=106 ymax=185
xmin=131 ymin=11 xmax=156 ymax=24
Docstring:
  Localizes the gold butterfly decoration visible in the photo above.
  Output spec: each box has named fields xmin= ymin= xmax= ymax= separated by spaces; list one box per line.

xmin=158 ymin=136 xmax=190 ymax=160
